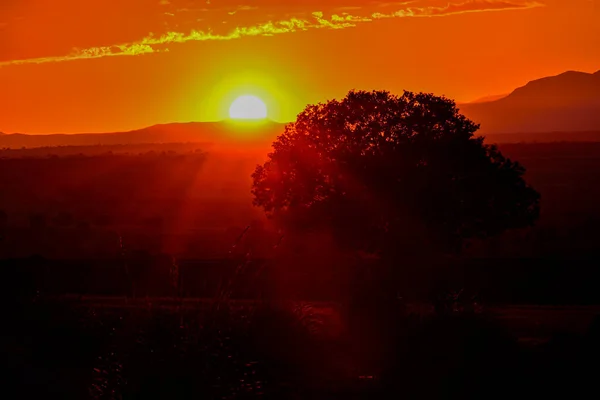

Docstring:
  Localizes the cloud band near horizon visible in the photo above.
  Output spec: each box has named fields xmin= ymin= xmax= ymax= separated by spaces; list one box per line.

xmin=0 ymin=0 xmax=545 ymax=67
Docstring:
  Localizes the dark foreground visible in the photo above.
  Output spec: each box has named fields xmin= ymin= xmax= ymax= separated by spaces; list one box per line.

xmin=2 ymin=293 xmax=600 ymax=400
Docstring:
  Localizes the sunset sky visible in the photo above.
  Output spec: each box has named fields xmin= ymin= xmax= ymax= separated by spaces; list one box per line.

xmin=1 ymin=0 xmax=599 ymax=134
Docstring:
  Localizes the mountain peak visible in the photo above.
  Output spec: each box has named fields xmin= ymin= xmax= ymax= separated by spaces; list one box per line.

xmin=557 ymin=70 xmax=588 ymax=76
xmin=521 ymin=69 xmax=593 ymax=86
xmin=498 ymin=69 xmax=600 ymax=107
xmin=459 ymin=68 xmax=600 ymax=134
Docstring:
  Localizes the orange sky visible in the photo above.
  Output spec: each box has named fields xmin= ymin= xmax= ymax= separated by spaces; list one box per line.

xmin=1 ymin=0 xmax=599 ymax=134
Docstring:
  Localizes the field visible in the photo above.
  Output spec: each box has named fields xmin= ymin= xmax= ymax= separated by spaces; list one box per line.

xmin=33 ymin=295 xmax=600 ymax=341
xmin=3 ymin=139 xmax=600 ymax=398
xmin=1 ymin=141 xmax=600 ymax=260
xmin=3 ymin=292 xmax=600 ymax=399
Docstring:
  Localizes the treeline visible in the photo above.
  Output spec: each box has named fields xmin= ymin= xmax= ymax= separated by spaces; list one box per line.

xmin=0 ymin=143 xmax=209 ymax=158
xmin=0 ymin=141 xmax=599 ymax=260
xmin=0 ymin=151 xmax=264 ymax=231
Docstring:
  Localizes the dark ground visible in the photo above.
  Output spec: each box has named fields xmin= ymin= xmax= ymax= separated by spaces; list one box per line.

xmin=2 ymin=140 xmax=600 ymax=398
xmin=2 ymin=291 xmax=600 ymax=400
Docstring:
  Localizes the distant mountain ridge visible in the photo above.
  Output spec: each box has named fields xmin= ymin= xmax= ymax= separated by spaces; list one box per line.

xmin=0 ymin=120 xmax=286 ymax=149
xmin=459 ymin=69 xmax=600 ymax=133
xmin=2 ymin=68 xmax=600 ymax=147
xmin=467 ymin=94 xmax=508 ymax=104
xmin=502 ymin=70 xmax=600 ymax=107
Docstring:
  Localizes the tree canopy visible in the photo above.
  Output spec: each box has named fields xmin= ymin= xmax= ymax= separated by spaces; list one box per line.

xmin=252 ymin=90 xmax=540 ymax=257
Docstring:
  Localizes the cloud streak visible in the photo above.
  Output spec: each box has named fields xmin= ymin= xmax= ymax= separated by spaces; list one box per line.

xmin=0 ymin=44 xmax=158 ymax=67
xmin=0 ymin=1 xmax=544 ymax=67
xmin=227 ymin=5 xmax=259 ymax=15
xmin=372 ymin=0 xmax=544 ymax=18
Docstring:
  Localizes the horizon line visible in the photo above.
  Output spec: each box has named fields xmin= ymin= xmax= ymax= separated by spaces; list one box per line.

xmin=0 ymin=118 xmax=294 ymax=136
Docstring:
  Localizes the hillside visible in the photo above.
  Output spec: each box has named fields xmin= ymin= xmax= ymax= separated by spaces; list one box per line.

xmin=0 ymin=120 xmax=286 ymax=149
xmin=3 ymin=69 xmax=600 ymax=147
xmin=467 ymin=94 xmax=508 ymax=104
xmin=460 ymin=70 xmax=600 ymax=134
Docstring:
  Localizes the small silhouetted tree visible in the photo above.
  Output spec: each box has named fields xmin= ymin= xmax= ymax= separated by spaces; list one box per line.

xmin=252 ymin=90 xmax=540 ymax=260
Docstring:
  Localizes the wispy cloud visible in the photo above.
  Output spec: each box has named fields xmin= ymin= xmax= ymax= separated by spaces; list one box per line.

xmin=335 ymin=6 xmax=364 ymax=12
xmin=372 ymin=0 xmax=544 ymax=18
xmin=0 ymin=1 xmax=545 ymax=67
xmin=375 ymin=1 xmax=419 ymax=7
xmin=0 ymin=44 xmax=158 ymax=67
xmin=228 ymin=5 xmax=259 ymax=15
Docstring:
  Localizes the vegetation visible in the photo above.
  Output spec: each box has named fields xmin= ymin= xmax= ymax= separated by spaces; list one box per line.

xmin=3 ymin=293 xmax=600 ymax=399
xmin=4 ymin=94 xmax=600 ymax=398
xmin=252 ymin=90 xmax=540 ymax=258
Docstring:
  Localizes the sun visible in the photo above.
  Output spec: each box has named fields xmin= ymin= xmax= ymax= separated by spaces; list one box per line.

xmin=228 ymin=95 xmax=268 ymax=120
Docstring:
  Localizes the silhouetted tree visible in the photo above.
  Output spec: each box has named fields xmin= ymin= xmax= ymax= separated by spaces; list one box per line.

xmin=252 ymin=90 xmax=540 ymax=258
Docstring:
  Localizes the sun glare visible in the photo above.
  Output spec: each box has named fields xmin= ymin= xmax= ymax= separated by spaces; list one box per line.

xmin=229 ymin=95 xmax=268 ymax=120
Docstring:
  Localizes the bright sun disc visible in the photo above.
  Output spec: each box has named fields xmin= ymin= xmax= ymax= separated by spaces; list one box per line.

xmin=229 ymin=95 xmax=268 ymax=120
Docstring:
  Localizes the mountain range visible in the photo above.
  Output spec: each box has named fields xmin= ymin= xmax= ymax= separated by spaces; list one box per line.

xmin=0 ymin=120 xmax=283 ymax=149
xmin=459 ymin=69 xmax=600 ymax=134
xmin=465 ymin=94 xmax=509 ymax=104
xmin=1 ymin=69 xmax=599 ymax=148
